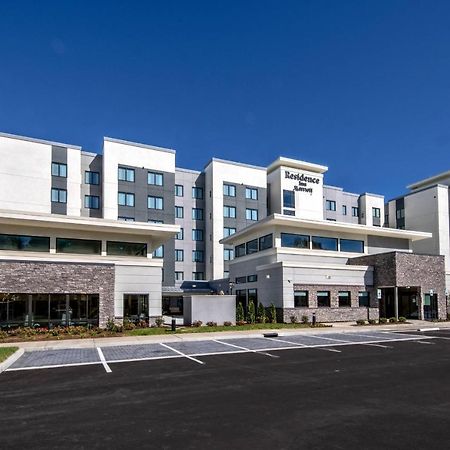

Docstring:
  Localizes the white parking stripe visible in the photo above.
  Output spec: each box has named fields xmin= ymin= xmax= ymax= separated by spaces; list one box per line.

xmin=213 ymin=339 xmax=279 ymax=358
xmin=315 ymin=347 xmax=342 ymax=353
xmin=160 ymin=343 xmax=205 ymax=365
xmin=361 ymin=343 xmax=393 ymax=349
xmin=265 ymin=337 xmax=307 ymax=347
xmin=414 ymin=341 xmax=435 ymax=345
xmin=97 ymin=347 xmax=112 ymax=373
xmin=7 ymin=361 xmax=102 ymax=371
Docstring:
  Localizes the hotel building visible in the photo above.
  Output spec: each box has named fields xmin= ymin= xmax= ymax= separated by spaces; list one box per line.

xmin=0 ymin=131 xmax=448 ymax=327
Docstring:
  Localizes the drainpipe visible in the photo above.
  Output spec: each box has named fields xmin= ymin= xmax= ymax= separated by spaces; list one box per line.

xmin=394 ymin=287 xmax=399 ymax=321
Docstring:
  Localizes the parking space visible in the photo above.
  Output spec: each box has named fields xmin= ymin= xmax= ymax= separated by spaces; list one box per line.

xmin=5 ymin=330 xmax=436 ymax=373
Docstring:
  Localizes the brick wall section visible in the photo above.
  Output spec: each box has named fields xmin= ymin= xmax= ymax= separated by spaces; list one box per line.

xmin=0 ymin=261 xmax=115 ymax=327
xmin=285 ymin=284 xmax=379 ymax=323
xmin=348 ymin=252 xmax=447 ymax=320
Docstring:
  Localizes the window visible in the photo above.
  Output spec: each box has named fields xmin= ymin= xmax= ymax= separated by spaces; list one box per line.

xmin=283 ymin=209 xmax=295 ymax=216
xmin=235 ymin=243 xmax=246 ymax=258
xmin=248 ymin=288 xmax=258 ymax=305
xmin=247 ymin=274 xmax=257 ymax=282
xmin=56 ymin=238 xmax=101 ymax=255
xmin=192 ymin=187 xmax=203 ymax=199
xmin=358 ymin=291 xmax=370 ymax=307
xmin=317 ymin=291 xmax=330 ymax=307
xmin=246 ymin=208 xmax=258 ymax=221
xmin=118 ymin=192 xmax=134 ymax=207
xmin=294 ymin=291 xmax=309 ymax=308
xmin=192 ymin=208 xmax=204 ymax=220
xmin=175 ymin=249 xmax=184 ymax=261
xmin=51 ymin=162 xmax=67 ymax=177
xmin=283 ymin=190 xmax=295 ymax=209
xmin=118 ymin=167 xmax=135 ymax=182
xmin=340 ymin=239 xmax=364 ymax=253
xmin=51 ymin=188 xmax=67 ymax=203
xmin=259 ymin=234 xmax=273 ymax=251
xmin=192 ymin=250 xmax=204 ymax=262
xmin=223 ymin=184 xmax=236 ymax=197
xmin=152 ymin=246 xmax=164 ymax=258
xmin=352 ymin=207 xmax=359 ymax=217
xmin=326 ymin=200 xmax=336 ymax=211
xmin=149 ymin=219 xmax=163 ymax=224
xmin=192 ymin=229 xmax=204 ymax=241
xmin=372 ymin=207 xmax=381 ymax=218
xmin=148 ymin=196 xmax=163 ymax=210
xmin=175 ymin=228 xmax=184 ymax=240
xmin=224 ymin=248 xmax=234 ymax=260
xmin=123 ymin=294 xmax=149 ymax=320
xmin=0 ymin=234 xmax=50 ymax=252
xmin=224 ymin=206 xmax=236 ymax=218
xmin=246 ymin=239 xmax=258 ymax=255
xmin=224 ymin=227 xmax=236 ymax=237
xmin=236 ymin=276 xmax=247 ymax=284
xmin=175 ymin=271 xmax=184 ymax=281
xmin=175 ymin=185 xmax=184 ymax=197
xmin=342 ymin=205 xmax=347 ymax=215
xmin=281 ymin=233 xmax=309 ymax=249
xmin=192 ymin=272 xmax=205 ymax=280
xmin=107 ymin=241 xmax=147 ymax=256
xmin=245 ymin=187 xmax=258 ymax=200
xmin=118 ymin=216 xmax=135 ymax=222
xmin=175 ymin=206 xmax=184 ymax=218
xmin=396 ymin=208 xmax=405 ymax=219
xmin=84 ymin=195 xmax=100 ymax=209
xmin=85 ymin=171 xmax=100 ymax=185
xmin=223 ymin=271 xmax=229 ymax=278
xmin=312 ymin=236 xmax=338 ymax=251
xmin=338 ymin=291 xmax=351 ymax=307
xmin=148 ymin=172 xmax=163 ymax=186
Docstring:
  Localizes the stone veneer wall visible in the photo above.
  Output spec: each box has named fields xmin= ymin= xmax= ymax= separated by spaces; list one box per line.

xmin=0 ymin=261 xmax=115 ymax=328
xmin=284 ymin=284 xmax=379 ymax=323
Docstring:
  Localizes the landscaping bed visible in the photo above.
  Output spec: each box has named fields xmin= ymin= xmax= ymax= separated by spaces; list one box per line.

xmin=0 ymin=347 xmax=19 ymax=363
xmin=355 ymin=317 xmax=409 ymax=326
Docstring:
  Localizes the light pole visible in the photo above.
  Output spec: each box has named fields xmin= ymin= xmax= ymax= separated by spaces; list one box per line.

xmin=228 ymin=281 xmax=235 ymax=295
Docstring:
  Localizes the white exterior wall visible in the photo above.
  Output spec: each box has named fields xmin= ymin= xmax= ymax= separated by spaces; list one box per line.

xmin=102 ymin=138 xmax=176 ymax=220
xmin=66 ymin=147 xmax=82 ymax=216
xmin=204 ymin=160 xmax=266 ymax=280
xmin=359 ymin=194 xmax=385 ymax=227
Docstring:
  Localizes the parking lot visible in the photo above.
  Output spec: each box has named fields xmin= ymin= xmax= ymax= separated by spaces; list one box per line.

xmin=2 ymin=329 xmax=450 ymax=449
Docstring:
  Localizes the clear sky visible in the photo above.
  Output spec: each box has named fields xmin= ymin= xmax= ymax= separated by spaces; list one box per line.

xmin=1 ymin=0 xmax=449 ymax=199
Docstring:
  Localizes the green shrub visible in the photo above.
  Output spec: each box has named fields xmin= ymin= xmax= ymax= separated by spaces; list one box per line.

xmin=389 ymin=317 xmax=398 ymax=323
xmin=247 ymin=300 xmax=256 ymax=324
xmin=290 ymin=315 xmax=298 ymax=324
xmin=236 ymin=302 xmax=244 ymax=323
xmin=368 ymin=319 xmax=376 ymax=325
xmin=223 ymin=321 xmax=232 ymax=327
xmin=269 ymin=303 xmax=277 ymax=324
xmin=379 ymin=317 xmax=387 ymax=324
xmin=155 ymin=317 xmax=164 ymax=328
xmin=206 ymin=321 xmax=217 ymax=327
xmin=356 ymin=319 xmax=366 ymax=326
xmin=192 ymin=320 xmax=203 ymax=327
xmin=257 ymin=303 xmax=266 ymax=324
xmin=301 ymin=315 xmax=309 ymax=325
xmin=398 ymin=316 xmax=407 ymax=323
xmin=123 ymin=318 xmax=136 ymax=331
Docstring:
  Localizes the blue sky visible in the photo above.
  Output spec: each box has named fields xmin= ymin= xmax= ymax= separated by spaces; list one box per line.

xmin=1 ymin=0 xmax=449 ymax=199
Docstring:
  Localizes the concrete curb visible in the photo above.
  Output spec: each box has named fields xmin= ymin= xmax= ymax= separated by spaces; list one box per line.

xmin=0 ymin=348 xmax=24 ymax=373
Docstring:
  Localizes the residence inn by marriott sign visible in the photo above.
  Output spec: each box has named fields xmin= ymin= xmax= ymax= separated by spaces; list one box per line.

xmin=284 ymin=170 xmax=320 ymax=194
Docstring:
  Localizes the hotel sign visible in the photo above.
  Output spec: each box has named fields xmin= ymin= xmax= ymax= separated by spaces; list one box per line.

xmin=284 ymin=170 xmax=320 ymax=194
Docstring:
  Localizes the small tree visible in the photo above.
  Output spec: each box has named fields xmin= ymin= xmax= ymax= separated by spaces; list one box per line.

xmin=247 ymin=300 xmax=256 ymax=324
xmin=236 ymin=302 xmax=244 ymax=323
xmin=257 ymin=303 xmax=266 ymax=323
xmin=269 ymin=303 xmax=277 ymax=324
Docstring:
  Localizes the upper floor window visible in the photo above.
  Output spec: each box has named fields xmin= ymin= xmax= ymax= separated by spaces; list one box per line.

xmin=84 ymin=195 xmax=100 ymax=209
xmin=175 ymin=206 xmax=184 ymax=218
xmin=148 ymin=196 xmax=163 ymax=210
xmin=223 ymin=184 xmax=236 ymax=197
xmin=192 ymin=250 xmax=204 ymax=262
xmin=192 ymin=187 xmax=203 ymax=199
xmin=51 ymin=188 xmax=67 ymax=203
xmin=224 ymin=227 xmax=236 ymax=237
xmin=258 ymin=234 xmax=273 ymax=251
xmin=281 ymin=232 xmax=309 ymax=249
xmin=326 ymin=200 xmax=336 ymax=211
xmin=118 ymin=216 xmax=135 ymax=222
xmin=352 ymin=206 xmax=359 ymax=217
xmin=283 ymin=190 xmax=295 ymax=209
xmin=152 ymin=245 xmax=164 ymax=258
xmin=51 ymin=162 xmax=67 ymax=178
xmin=175 ymin=228 xmax=184 ymax=240
xmin=312 ymin=236 xmax=338 ymax=251
xmin=224 ymin=248 xmax=234 ymax=261
xmin=175 ymin=185 xmax=184 ymax=197
xmin=175 ymin=249 xmax=184 ymax=261
xmin=340 ymin=239 xmax=364 ymax=253
xmin=245 ymin=187 xmax=258 ymax=200
xmin=85 ymin=171 xmax=100 ymax=185
xmin=149 ymin=219 xmax=163 ymax=224
xmin=118 ymin=167 xmax=135 ymax=182
xmin=118 ymin=192 xmax=135 ymax=207
xmin=224 ymin=206 xmax=236 ymax=218
xmin=175 ymin=271 xmax=184 ymax=281
xmin=342 ymin=205 xmax=347 ymax=215
xmin=148 ymin=172 xmax=164 ymax=186
xmin=246 ymin=208 xmax=258 ymax=221
xmin=192 ymin=272 xmax=205 ymax=280
xmin=192 ymin=208 xmax=204 ymax=220
xmin=372 ymin=207 xmax=381 ymax=218
xmin=192 ymin=229 xmax=204 ymax=241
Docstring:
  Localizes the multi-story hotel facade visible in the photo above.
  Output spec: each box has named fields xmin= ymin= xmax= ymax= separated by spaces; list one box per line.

xmin=0 ymin=131 xmax=448 ymax=328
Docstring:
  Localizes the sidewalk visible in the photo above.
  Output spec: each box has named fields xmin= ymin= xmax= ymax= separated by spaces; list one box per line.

xmin=1 ymin=319 xmax=448 ymax=351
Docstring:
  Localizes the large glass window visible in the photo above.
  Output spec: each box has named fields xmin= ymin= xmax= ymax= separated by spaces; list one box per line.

xmin=259 ymin=234 xmax=273 ymax=251
xmin=107 ymin=241 xmax=147 ymax=257
xmin=124 ymin=294 xmax=149 ymax=322
xmin=0 ymin=234 xmax=49 ymax=252
xmin=246 ymin=239 xmax=258 ymax=255
xmin=148 ymin=196 xmax=163 ymax=210
xmin=247 ymin=275 xmax=257 ymax=282
xmin=283 ymin=190 xmax=295 ymax=209
xmin=118 ymin=192 xmax=135 ymax=207
xmin=248 ymin=289 xmax=258 ymax=306
xmin=148 ymin=171 xmax=163 ymax=186
xmin=245 ymin=187 xmax=258 ymax=200
xmin=246 ymin=208 xmax=258 ymax=221
xmin=281 ymin=233 xmax=309 ymax=249
xmin=294 ymin=291 xmax=309 ymax=308
xmin=312 ymin=236 xmax=338 ymax=251
xmin=224 ymin=206 xmax=236 ymax=218
xmin=85 ymin=171 xmax=100 ymax=185
xmin=0 ymin=294 xmax=28 ymax=327
xmin=162 ymin=297 xmax=184 ymax=316
xmin=51 ymin=162 xmax=67 ymax=177
xmin=51 ymin=188 xmax=67 ymax=203
xmin=56 ymin=238 xmax=101 ymax=255
xmin=69 ymin=294 xmax=99 ymax=326
xmin=317 ymin=291 xmax=331 ymax=307
xmin=338 ymin=291 xmax=351 ymax=307
xmin=192 ymin=229 xmax=204 ymax=241
xmin=118 ymin=167 xmax=135 ymax=182
xmin=235 ymin=243 xmax=246 ymax=258
xmin=175 ymin=185 xmax=184 ymax=197
xmin=192 ymin=187 xmax=203 ymax=199
xmin=192 ymin=208 xmax=204 ymax=220
xmin=358 ymin=291 xmax=370 ymax=307
xmin=84 ymin=195 xmax=100 ymax=209
xmin=192 ymin=250 xmax=204 ymax=262
xmin=340 ymin=239 xmax=364 ymax=253
xmin=223 ymin=184 xmax=236 ymax=197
